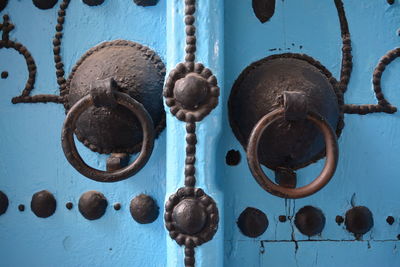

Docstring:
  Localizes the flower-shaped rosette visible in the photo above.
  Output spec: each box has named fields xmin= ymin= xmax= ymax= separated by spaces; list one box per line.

xmin=163 ymin=62 xmax=220 ymax=122
xmin=165 ymin=187 xmax=219 ymax=247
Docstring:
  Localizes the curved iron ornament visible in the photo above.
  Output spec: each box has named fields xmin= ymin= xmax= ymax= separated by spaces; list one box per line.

xmin=7 ymin=0 xmax=162 ymax=106
xmin=0 ymin=15 xmax=60 ymax=104
xmin=334 ymin=0 xmax=397 ymax=115
xmin=163 ymin=0 xmax=220 ymax=266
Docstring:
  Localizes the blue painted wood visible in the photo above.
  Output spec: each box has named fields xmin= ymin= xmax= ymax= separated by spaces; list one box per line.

xmin=1 ymin=0 xmax=400 ymax=266
xmin=0 ymin=1 xmax=167 ymax=266
xmin=223 ymin=0 xmax=400 ymax=266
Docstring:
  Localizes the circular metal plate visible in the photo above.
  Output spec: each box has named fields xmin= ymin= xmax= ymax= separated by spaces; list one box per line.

xmin=65 ymin=40 xmax=166 ymax=154
xmin=229 ymin=53 xmax=342 ymax=170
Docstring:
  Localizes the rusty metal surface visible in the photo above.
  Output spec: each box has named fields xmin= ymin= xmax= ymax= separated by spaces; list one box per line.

xmin=252 ymin=0 xmax=275 ymax=23
xmin=165 ymin=187 xmax=219 ymax=247
xmin=294 ymin=206 xmax=326 ymax=237
xmin=164 ymin=63 xmax=219 ymax=122
xmin=163 ymin=0 xmax=220 ymax=265
xmin=129 ymin=194 xmax=159 ymax=224
xmin=134 ymin=0 xmax=158 ymax=6
xmin=229 ymin=55 xmax=340 ymax=170
xmin=237 ymin=207 xmax=269 ymax=238
xmin=246 ymin=108 xmax=338 ymax=199
xmin=82 ymin=0 xmax=104 ymax=6
xmin=62 ymin=91 xmax=155 ymax=182
xmin=0 ymin=191 xmax=8 ymax=215
xmin=78 ymin=191 xmax=108 ymax=221
xmin=345 ymin=206 xmax=374 ymax=237
xmin=30 ymin=190 xmax=57 ymax=218
xmin=32 ymin=0 xmax=58 ymax=10
xmin=0 ymin=0 xmax=7 ymax=12
xmin=66 ymin=40 xmax=165 ymax=155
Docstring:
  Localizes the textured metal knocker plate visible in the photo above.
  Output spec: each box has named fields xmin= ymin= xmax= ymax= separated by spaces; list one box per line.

xmin=65 ymin=40 xmax=166 ymax=155
xmin=229 ymin=54 xmax=341 ymax=170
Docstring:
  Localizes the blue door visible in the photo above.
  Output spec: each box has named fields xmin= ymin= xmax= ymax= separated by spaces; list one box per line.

xmin=0 ymin=1 xmax=400 ymax=266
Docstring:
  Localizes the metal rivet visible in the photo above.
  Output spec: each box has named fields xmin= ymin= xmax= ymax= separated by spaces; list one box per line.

xmin=252 ymin=0 xmax=276 ymax=23
xmin=172 ymin=198 xmax=206 ymax=234
xmin=78 ymin=191 xmax=108 ymax=220
xmin=65 ymin=202 xmax=73 ymax=210
xmin=0 ymin=191 xmax=9 ymax=215
xmin=386 ymin=216 xmax=395 ymax=225
xmin=31 ymin=190 xmax=57 ymax=218
xmin=130 ymin=194 xmax=159 ymax=224
xmin=114 ymin=203 xmax=121 ymax=211
xmin=335 ymin=215 xmax=344 ymax=225
xmin=83 ymin=0 xmax=105 ymax=6
xmin=18 ymin=204 xmax=25 ymax=212
xmin=237 ymin=207 xmax=268 ymax=238
xmin=226 ymin=150 xmax=241 ymax=166
xmin=174 ymin=73 xmax=210 ymax=109
xmin=1 ymin=71 xmax=8 ymax=79
xmin=33 ymin=0 xmax=58 ymax=9
xmin=133 ymin=0 xmax=158 ymax=7
xmin=294 ymin=206 xmax=326 ymax=236
xmin=278 ymin=215 xmax=287 ymax=222
xmin=345 ymin=206 xmax=374 ymax=235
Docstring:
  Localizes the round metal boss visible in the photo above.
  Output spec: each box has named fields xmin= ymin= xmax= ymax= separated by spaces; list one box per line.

xmin=229 ymin=53 xmax=342 ymax=170
xmin=164 ymin=62 xmax=220 ymax=122
xmin=65 ymin=40 xmax=166 ymax=155
xmin=165 ymin=187 xmax=219 ymax=247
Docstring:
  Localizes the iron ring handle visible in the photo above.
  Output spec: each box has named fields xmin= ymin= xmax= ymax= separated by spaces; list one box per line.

xmin=246 ymin=108 xmax=339 ymax=199
xmin=61 ymin=92 xmax=155 ymax=183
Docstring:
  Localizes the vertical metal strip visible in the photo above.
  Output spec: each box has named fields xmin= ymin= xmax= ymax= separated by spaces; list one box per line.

xmin=165 ymin=0 xmax=224 ymax=266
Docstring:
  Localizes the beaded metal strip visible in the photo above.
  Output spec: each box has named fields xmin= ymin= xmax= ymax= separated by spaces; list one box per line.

xmin=163 ymin=1 xmax=220 ymax=266
xmin=0 ymin=14 xmax=63 ymax=104
xmin=2 ymin=0 xmax=70 ymax=104
xmin=334 ymin=0 xmax=397 ymax=115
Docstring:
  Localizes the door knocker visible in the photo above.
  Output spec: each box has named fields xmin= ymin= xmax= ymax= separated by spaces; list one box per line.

xmin=61 ymin=40 xmax=166 ymax=182
xmin=229 ymin=0 xmax=397 ymax=199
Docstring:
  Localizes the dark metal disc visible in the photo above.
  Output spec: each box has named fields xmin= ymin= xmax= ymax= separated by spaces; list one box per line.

xmin=33 ymin=0 xmax=58 ymax=9
xmin=83 ymin=0 xmax=105 ymax=6
xmin=345 ymin=206 xmax=374 ymax=235
xmin=237 ymin=207 xmax=268 ymax=238
xmin=31 ymin=190 xmax=57 ymax=218
xmin=130 ymin=194 xmax=159 ymax=224
xmin=133 ymin=0 xmax=158 ymax=7
xmin=78 ymin=191 xmax=108 ymax=220
xmin=294 ymin=206 xmax=325 ymax=236
xmin=0 ymin=0 xmax=8 ymax=12
xmin=0 ymin=191 xmax=8 ymax=215
xmin=66 ymin=40 xmax=166 ymax=154
xmin=229 ymin=53 xmax=341 ymax=170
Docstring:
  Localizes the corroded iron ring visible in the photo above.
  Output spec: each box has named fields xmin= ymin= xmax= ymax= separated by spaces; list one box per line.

xmin=61 ymin=92 xmax=154 ymax=182
xmin=247 ymin=108 xmax=338 ymax=199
